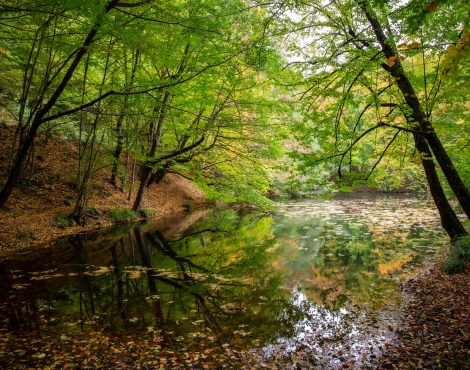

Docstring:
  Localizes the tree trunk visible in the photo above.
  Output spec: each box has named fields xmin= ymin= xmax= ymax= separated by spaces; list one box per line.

xmin=132 ymin=166 xmax=152 ymax=211
xmin=0 ymin=0 xmax=119 ymax=208
xmin=0 ymin=119 xmax=40 ymax=207
xmin=111 ymin=49 xmax=139 ymax=188
xmin=147 ymin=167 xmax=167 ymax=188
xmin=132 ymin=91 xmax=170 ymax=211
xmin=425 ymin=132 xmax=470 ymax=218
xmin=110 ymin=113 xmax=125 ymax=187
xmin=127 ymin=157 xmax=136 ymax=201
xmin=413 ymin=133 xmax=466 ymax=241
xmin=130 ymin=167 xmax=166 ymax=211
xmin=71 ymin=181 xmax=88 ymax=225
xmin=359 ymin=0 xmax=470 ymax=223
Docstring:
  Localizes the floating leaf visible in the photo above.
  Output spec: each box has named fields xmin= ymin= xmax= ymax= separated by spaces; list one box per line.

xmin=12 ymin=283 xmax=30 ymax=289
xmin=146 ymin=295 xmax=160 ymax=301
xmin=85 ymin=266 xmax=112 ymax=276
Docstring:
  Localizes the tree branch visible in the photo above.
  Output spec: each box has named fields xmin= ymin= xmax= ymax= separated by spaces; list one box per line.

xmin=365 ymin=130 xmax=400 ymax=180
xmin=40 ymin=52 xmax=241 ymax=124
xmin=145 ymin=135 xmax=205 ymax=165
xmin=116 ymin=0 xmax=153 ymax=7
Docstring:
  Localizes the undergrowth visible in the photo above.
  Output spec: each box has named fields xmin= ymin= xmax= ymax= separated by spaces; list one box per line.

xmin=109 ymin=208 xmax=137 ymax=223
xmin=15 ymin=229 xmax=36 ymax=240
xmin=139 ymin=208 xmax=153 ymax=218
xmin=446 ymin=235 xmax=470 ymax=274
xmin=56 ymin=215 xmax=77 ymax=229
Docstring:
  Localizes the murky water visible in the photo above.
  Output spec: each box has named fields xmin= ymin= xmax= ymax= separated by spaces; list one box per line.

xmin=0 ymin=194 xmax=448 ymax=367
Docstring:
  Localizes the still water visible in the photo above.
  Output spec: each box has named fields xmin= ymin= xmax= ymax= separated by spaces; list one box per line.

xmin=0 ymin=195 xmax=447 ymax=367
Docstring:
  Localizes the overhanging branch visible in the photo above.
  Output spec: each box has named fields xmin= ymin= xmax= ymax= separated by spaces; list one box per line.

xmin=145 ymin=135 xmax=205 ymax=166
xmin=40 ymin=52 xmax=241 ymax=124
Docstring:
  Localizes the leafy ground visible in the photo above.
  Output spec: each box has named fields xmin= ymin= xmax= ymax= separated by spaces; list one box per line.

xmin=373 ymin=264 xmax=470 ymax=370
xmin=0 ymin=328 xmax=256 ymax=369
xmin=0 ymin=121 xmax=206 ymax=258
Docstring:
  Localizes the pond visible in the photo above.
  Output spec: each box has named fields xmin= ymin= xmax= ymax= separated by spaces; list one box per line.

xmin=0 ymin=194 xmax=448 ymax=368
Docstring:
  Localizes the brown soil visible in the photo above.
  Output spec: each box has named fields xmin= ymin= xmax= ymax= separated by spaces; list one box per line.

xmin=0 ymin=122 xmax=206 ymax=258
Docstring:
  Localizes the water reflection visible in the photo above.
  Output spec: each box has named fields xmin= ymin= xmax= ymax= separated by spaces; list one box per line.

xmin=0 ymin=195 xmax=447 ymax=366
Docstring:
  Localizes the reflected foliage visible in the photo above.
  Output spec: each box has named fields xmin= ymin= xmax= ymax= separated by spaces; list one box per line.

xmin=0 ymin=196 xmax=447 ymax=365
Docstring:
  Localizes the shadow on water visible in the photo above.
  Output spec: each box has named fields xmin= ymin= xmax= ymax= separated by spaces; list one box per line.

xmin=0 ymin=194 xmax=448 ymax=367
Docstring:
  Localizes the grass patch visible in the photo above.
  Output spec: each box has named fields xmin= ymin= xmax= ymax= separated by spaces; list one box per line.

xmin=109 ymin=208 xmax=137 ymax=223
xmin=446 ymin=235 xmax=470 ymax=274
xmin=16 ymin=229 xmax=37 ymax=240
xmin=139 ymin=208 xmax=153 ymax=218
xmin=56 ymin=215 xmax=77 ymax=229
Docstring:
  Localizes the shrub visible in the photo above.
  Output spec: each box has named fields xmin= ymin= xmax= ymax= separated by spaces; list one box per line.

xmin=16 ymin=229 xmax=36 ymax=240
xmin=56 ymin=215 xmax=77 ymax=228
xmin=445 ymin=235 xmax=470 ymax=274
xmin=109 ymin=208 xmax=137 ymax=223
xmin=139 ymin=208 xmax=153 ymax=218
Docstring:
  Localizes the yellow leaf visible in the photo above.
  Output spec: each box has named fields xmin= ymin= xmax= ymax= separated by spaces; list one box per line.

xmin=407 ymin=42 xmax=421 ymax=49
xmin=387 ymin=55 xmax=398 ymax=67
xmin=0 ymin=47 xmax=11 ymax=58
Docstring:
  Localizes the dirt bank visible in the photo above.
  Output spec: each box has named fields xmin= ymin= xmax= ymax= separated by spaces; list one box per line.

xmin=0 ymin=122 xmax=207 ymax=258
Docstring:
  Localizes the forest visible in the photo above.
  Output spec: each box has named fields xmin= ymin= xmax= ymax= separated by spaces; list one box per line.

xmin=0 ymin=0 xmax=469 ymax=368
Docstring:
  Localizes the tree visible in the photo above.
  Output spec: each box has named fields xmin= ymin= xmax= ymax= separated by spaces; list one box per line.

xmin=358 ymin=0 xmax=470 ymax=221
xmin=0 ymin=0 xmax=288 ymax=214
xmin=0 ymin=0 xmax=121 ymax=207
xmin=282 ymin=0 xmax=469 ymax=240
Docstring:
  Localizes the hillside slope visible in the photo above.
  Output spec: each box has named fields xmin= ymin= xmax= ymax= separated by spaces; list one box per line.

xmin=0 ymin=121 xmax=206 ymax=256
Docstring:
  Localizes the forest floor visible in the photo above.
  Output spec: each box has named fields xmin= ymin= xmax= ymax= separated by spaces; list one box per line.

xmin=0 ymin=120 xmax=206 ymax=258
xmin=371 ymin=263 xmax=470 ymax=369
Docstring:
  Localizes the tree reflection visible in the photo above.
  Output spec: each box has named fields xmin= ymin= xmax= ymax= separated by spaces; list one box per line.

xmin=0 ymin=210 xmax=295 ymax=350
xmin=0 ymin=200 xmax=444 ymax=357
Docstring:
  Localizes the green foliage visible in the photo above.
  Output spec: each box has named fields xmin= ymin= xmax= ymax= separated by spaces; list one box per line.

xmin=109 ymin=208 xmax=138 ymax=223
xmin=1 ymin=0 xmax=468 ymax=215
xmin=15 ymin=229 xmax=36 ymax=240
xmin=0 ymin=0 xmax=291 ymax=211
xmin=276 ymin=0 xmax=470 ymax=201
xmin=56 ymin=215 xmax=77 ymax=229
xmin=139 ymin=208 xmax=153 ymax=218
xmin=446 ymin=235 xmax=470 ymax=274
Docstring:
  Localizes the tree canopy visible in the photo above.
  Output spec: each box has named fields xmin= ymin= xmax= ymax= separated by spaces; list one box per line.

xmin=0 ymin=0 xmax=469 ymax=239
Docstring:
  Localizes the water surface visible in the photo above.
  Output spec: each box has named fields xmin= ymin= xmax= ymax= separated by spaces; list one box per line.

xmin=0 ymin=194 xmax=447 ymax=367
